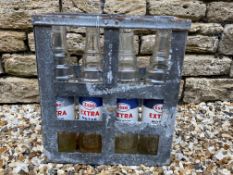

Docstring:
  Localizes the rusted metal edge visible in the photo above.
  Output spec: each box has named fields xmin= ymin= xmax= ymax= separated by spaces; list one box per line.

xmin=32 ymin=13 xmax=191 ymax=30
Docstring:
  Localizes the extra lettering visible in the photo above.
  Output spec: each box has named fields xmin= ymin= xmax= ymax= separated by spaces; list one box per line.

xmin=56 ymin=110 xmax=67 ymax=116
xmin=80 ymin=109 xmax=100 ymax=117
xmin=149 ymin=113 xmax=161 ymax=119
xmin=117 ymin=112 xmax=133 ymax=119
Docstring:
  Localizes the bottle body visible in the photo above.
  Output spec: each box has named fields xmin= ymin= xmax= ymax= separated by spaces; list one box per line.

xmin=138 ymin=99 xmax=163 ymax=154
xmin=56 ymin=97 xmax=76 ymax=152
xmin=116 ymin=99 xmax=138 ymax=122
xmin=57 ymin=132 xmax=77 ymax=152
xmin=56 ymin=97 xmax=75 ymax=120
xmin=115 ymin=133 xmax=138 ymax=154
xmin=115 ymin=30 xmax=139 ymax=153
xmin=78 ymin=97 xmax=102 ymax=153
xmin=79 ymin=97 xmax=102 ymax=121
xmin=141 ymin=30 xmax=171 ymax=154
xmin=53 ymin=26 xmax=75 ymax=122
xmin=142 ymin=99 xmax=163 ymax=124
xmin=137 ymin=135 xmax=159 ymax=155
xmin=52 ymin=26 xmax=76 ymax=152
xmin=146 ymin=30 xmax=171 ymax=84
xmin=78 ymin=28 xmax=103 ymax=153
xmin=115 ymin=99 xmax=139 ymax=154
xmin=78 ymin=133 xmax=102 ymax=153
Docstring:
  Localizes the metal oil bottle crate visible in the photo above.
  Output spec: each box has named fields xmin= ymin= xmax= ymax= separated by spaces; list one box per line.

xmin=32 ymin=13 xmax=191 ymax=166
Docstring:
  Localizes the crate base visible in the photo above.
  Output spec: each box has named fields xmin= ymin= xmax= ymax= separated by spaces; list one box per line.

xmin=44 ymin=150 xmax=171 ymax=166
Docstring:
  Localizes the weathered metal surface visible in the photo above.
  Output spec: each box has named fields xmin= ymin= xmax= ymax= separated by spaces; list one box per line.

xmin=103 ymin=28 xmax=119 ymax=87
xmin=32 ymin=13 xmax=191 ymax=30
xmin=33 ymin=13 xmax=190 ymax=166
xmin=54 ymin=82 xmax=165 ymax=99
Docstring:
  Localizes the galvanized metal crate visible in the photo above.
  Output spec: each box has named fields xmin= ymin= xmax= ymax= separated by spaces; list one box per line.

xmin=32 ymin=13 xmax=191 ymax=166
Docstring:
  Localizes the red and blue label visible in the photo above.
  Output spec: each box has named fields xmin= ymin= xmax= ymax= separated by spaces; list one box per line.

xmin=116 ymin=98 xmax=138 ymax=122
xmin=142 ymin=99 xmax=163 ymax=124
xmin=56 ymin=97 xmax=75 ymax=120
xmin=79 ymin=97 xmax=102 ymax=121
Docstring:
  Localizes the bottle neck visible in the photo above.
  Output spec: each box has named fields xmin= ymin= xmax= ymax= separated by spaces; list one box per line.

xmin=118 ymin=30 xmax=138 ymax=83
xmin=52 ymin=26 xmax=67 ymax=60
xmin=119 ymin=30 xmax=135 ymax=57
xmin=52 ymin=26 xmax=73 ymax=80
xmin=85 ymin=28 xmax=101 ymax=55
xmin=152 ymin=30 xmax=171 ymax=60
xmin=80 ymin=28 xmax=102 ymax=82
xmin=52 ymin=26 xmax=67 ymax=51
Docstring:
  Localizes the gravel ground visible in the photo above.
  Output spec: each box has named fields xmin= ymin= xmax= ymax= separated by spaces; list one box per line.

xmin=0 ymin=102 xmax=232 ymax=175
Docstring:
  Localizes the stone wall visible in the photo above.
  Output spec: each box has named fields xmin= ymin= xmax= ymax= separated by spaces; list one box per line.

xmin=0 ymin=0 xmax=233 ymax=104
